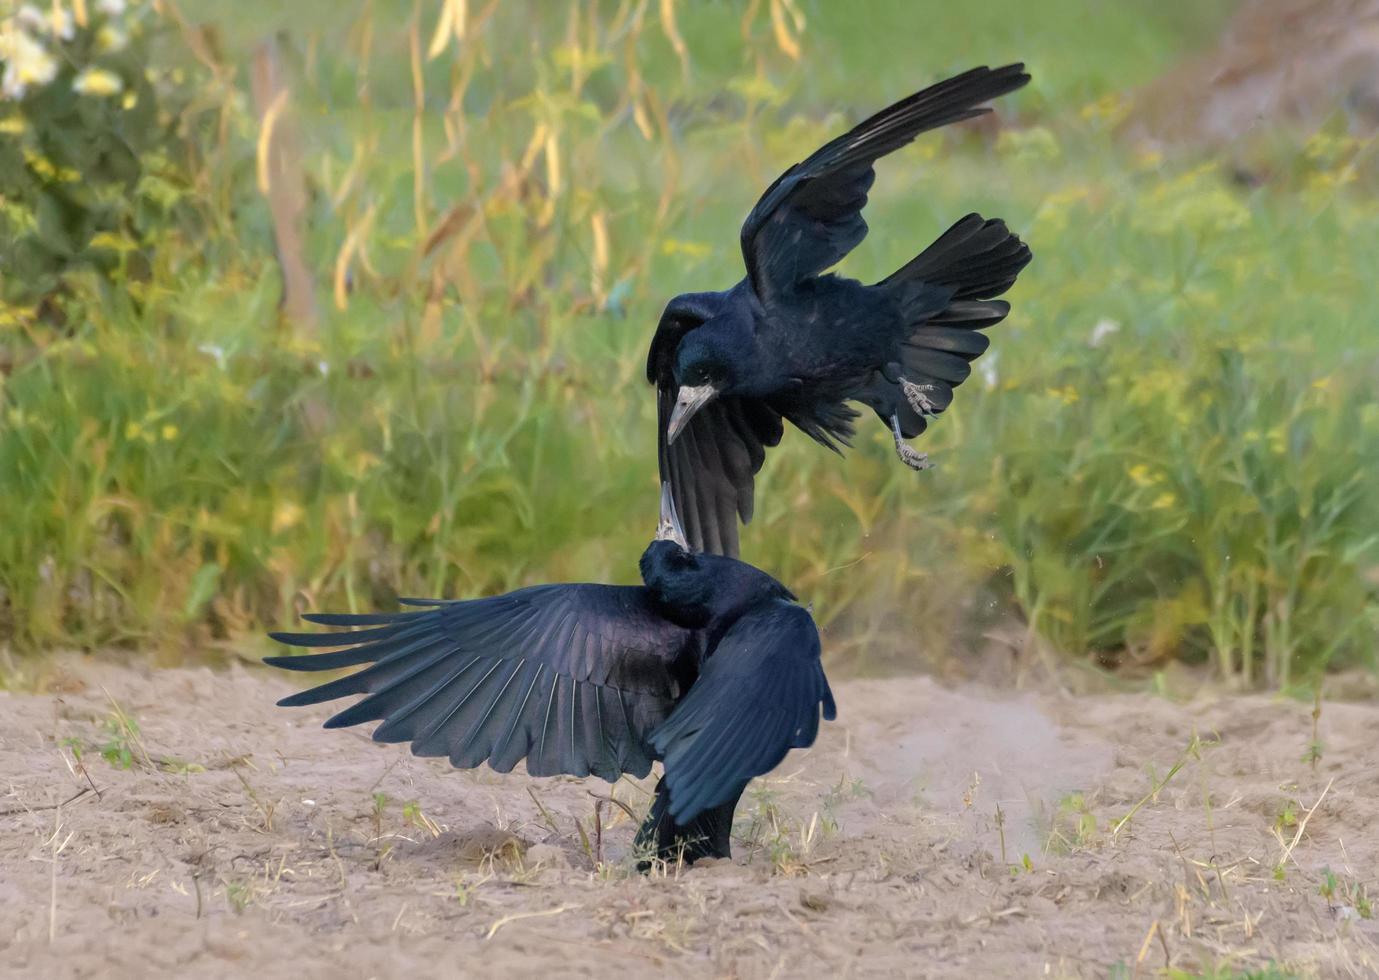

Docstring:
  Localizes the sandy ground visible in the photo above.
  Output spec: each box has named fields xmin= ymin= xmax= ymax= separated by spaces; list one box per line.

xmin=2 ymin=657 xmax=1378 ymax=979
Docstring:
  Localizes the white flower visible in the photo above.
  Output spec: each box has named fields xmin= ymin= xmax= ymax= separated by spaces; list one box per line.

xmin=15 ymin=5 xmax=74 ymax=41
xmin=73 ymin=67 xmax=124 ymax=97
xmin=97 ymin=0 xmax=128 ymax=14
xmin=0 ymin=24 xmax=58 ymax=99
xmin=14 ymin=5 xmax=47 ymax=32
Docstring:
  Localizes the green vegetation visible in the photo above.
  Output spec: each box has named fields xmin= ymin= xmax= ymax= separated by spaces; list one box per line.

xmin=0 ymin=0 xmax=1374 ymax=687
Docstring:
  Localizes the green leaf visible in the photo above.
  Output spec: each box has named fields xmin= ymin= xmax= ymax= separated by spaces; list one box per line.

xmin=182 ymin=563 xmax=223 ymax=621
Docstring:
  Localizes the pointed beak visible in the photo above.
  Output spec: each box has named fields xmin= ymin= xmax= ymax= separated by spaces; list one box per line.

xmin=655 ymin=482 xmax=690 ymax=550
xmin=666 ymin=384 xmax=718 ymax=445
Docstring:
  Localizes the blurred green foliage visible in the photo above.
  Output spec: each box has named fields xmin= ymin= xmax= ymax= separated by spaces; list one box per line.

xmin=0 ymin=0 xmax=1374 ymax=689
xmin=0 ymin=1 xmax=208 ymax=310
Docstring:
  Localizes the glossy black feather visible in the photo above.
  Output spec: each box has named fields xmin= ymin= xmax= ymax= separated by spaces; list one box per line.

xmin=648 ymin=65 xmax=1033 ymax=558
xmin=268 ymin=541 xmax=837 ymax=850
xmin=648 ymin=600 xmax=835 ymax=824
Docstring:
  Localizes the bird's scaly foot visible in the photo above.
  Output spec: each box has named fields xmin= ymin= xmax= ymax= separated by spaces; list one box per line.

xmin=900 ymin=378 xmax=940 ymax=418
xmin=891 ymin=415 xmax=932 ymax=471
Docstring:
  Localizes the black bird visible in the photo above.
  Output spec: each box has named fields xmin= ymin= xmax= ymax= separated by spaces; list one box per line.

xmin=266 ymin=487 xmax=836 ymax=865
xmin=648 ymin=64 xmax=1033 ymax=556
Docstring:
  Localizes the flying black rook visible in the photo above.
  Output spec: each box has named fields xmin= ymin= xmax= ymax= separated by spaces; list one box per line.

xmin=648 ymin=64 xmax=1033 ymax=556
xmin=267 ymin=487 xmax=835 ymax=864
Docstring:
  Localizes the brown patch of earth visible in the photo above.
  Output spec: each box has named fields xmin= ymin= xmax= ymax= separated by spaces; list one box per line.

xmin=2 ymin=656 xmax=1377 ymax=978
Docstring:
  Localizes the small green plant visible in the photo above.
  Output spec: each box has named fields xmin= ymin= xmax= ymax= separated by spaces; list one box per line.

xmin=402 ymin=799 xmax=440 ymax=837
xmin=1111 ymin=734 xmax=1211 ymax=840
xmin=224 ymin=880 xmax=252 ymax=914
xmin=1319 ymin=867 xmax=1339 ymax=902
xmin=1040 ymin=791 xmax=1099 ymax=854
xmin=818 ymin=774 xmax=869 ymax=836
xmin=453 ymin=873 xmax=491 ymax=907
xmin=1164 ymin=965 xmax=1300 ymax=980
xmin=1303 ymin=689 xmax=1324 ymax=770
xmin=369 ymin=791 xmax=392 ymax=866
xmin=1318 ymin=867 xmax=1372 ymax=919
xmin=1273 ymin=799 xmax=1298 ymax=833
xmin=98 ymin=701 xmax=144 ymax=770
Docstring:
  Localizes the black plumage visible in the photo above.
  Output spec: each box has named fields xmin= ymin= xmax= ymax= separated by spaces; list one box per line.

xmin=267 ymin=488 xmax=835 ymax=864
xmin=648 ymin=64 xmax=1034 ymax=557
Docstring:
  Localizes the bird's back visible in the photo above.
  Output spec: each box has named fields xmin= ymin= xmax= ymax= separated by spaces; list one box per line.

xmin=755 ymin=274 xmax=902 ymax=392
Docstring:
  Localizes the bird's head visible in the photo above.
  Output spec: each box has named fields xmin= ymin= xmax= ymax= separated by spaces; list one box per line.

xmin=641 ymin=484 xmax=711 ymax=626
xmin=640 ymin=483 xmax=796 ymax=629
xmin=666 ymin=319 xmax=752 ymax=444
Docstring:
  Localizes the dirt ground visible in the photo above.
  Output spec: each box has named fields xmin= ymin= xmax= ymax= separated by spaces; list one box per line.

xmin=2 ymin=657 xmax=1377 ymax=979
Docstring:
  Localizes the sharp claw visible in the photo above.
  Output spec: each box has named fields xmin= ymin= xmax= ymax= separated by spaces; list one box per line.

xmin=891 ymin=415 xmax=933 ymax=472
xmin=899 ymin=377 xmax=939 ymax=418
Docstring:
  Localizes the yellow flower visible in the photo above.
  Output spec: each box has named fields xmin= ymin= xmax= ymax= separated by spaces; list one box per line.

xmin=124 ymin=420 xmax=142 ymax=440
xmin=73 ymin=67 xmax=123 ymax=97
xmin=996 ymin=125 xmax=1061 ymax=163
xmin=1151 ymin=492 xmax=1177 ymax=510
xmin=1127 ymin=463 xmax=1155 ymax=487
xmin=273 ymin=501 xmax=304 ymax=534
xmin=161 ymin=424 xmax=179 ymax=441
xmin=95 ymin=24 xmax=128 ymax=55
xmin=1079 ymin=92 xmax=1129 ymax=127
xmin=660 ymin=238 xmax=712 ymax=259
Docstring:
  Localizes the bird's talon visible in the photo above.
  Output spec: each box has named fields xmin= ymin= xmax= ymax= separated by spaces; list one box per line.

xmin=891 ymin=415 xmax=933 ymax=472
xmin=899 ymin=378 xmax=940 ymax=418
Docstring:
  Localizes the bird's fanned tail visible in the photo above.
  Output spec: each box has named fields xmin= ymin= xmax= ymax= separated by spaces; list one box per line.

xmin=867 ymin=212 xmax=1032 ymax=437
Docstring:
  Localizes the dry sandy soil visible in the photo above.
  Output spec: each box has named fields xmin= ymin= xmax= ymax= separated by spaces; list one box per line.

xmin=2 ymin=657 xmax=1378 ymax=979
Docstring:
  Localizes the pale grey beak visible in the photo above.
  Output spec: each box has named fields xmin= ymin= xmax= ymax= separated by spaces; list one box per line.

xmin=666 ymin=383 xmax=718 ymax=445
xmin=655 ymin=482 xmax=689 ymax=550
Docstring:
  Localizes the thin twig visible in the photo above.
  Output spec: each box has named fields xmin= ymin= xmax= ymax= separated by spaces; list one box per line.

xmin=587 ymin=789 xmax=639 ymax=823
xmin=1278 ymin=777 xmax=1335 ymax=871
xmin=0 ymin=786 xmax=92 ymax=818
xmin=485 ymin=904 xmax=576 ymax=941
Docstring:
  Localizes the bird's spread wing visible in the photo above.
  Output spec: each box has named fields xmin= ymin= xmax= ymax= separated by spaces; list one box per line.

xmin=648 ymin=600 xmax=836 ymax=823
xmin=739 ymin=64 xmax=1029 ymax=299
xmin=267 ymin=585 xmax=693 ymax=782
xmin=646 ymin=304 xmax=784 ymax=558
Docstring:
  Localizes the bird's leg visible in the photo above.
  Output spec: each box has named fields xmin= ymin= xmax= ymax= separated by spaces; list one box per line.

xmin=899 ymin=377 xmax=940 ymax=418
xmin=891 ymin=414 xmax=932 ymax=471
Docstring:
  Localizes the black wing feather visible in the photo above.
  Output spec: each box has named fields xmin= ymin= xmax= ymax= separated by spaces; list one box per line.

xmin=267 ymin=584 xmax=691 ymax=782
xmin=740 ymin=64 xmax=1030 ymax=298
xmin=654 ymin=381 xmax=783 ymax=558
xmin=648 ymin=600 xmax=836 ymax=824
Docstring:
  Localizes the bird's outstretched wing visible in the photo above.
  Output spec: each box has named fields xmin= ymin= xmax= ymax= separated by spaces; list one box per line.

xmin=739 ymin=64 xmax=1030 ymax=299
xmin=648 ymin=600 xmax=836 ymax=823
xmin=267 ymin=585 xmax=693 ymax=782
